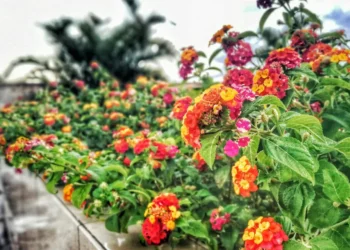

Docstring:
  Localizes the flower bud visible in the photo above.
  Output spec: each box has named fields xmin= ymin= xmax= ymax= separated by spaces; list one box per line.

xmin=99 ymin=182 xmax=108 ymax=189
xmin=301 ymin=75 xmax=309 ymax=83
xmin=261 ymin=112 xmax=269 ymax=123
xmin=302 ymin=132 xmax=310 ymax=141
xmin=94 ymin=199 xmax=102 ymax=208
xmin=112 ymin=191 xmax=120 ymax=200
xmin=333 ymin=201 xmax=341 ymax=208
xmin=324 ymin=100 xmax=330 ymax=107
xmin=272 ymin=108 xmax=280 ymax=121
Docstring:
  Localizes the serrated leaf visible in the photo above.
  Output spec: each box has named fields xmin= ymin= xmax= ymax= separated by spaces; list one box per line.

xmin=178 ymin=220 xmax=209 ymax=241
xmin=283 ymin=114 xmax=324 ymax=142
xmin=214 ymin=165 xmax=230 ymax=188
xmin=46 ymin=172 xmax=62 ymax=194
xmin=334 ymin=137 xmax=350 ymax=159
xmin=255 ymin=95 xmax=286 ymax=109
xmin=243 ymin=135 xmax=260 ymax=165
xmin=278 ymin=182 xmax=304 ymax=217
xmin=323 ymin=168 xmax=350 ymax=204
xmin=259 ymin=8 xmax=277 ymax=31
xmin=263 ymin=137 xmax=315 ymax=184
xmin=287 ymin=67 xmax=319 ymax=83
xmin=72 ymin=183 xmax=93 ymax=208
xmin=320 ymin=77 xmax=350 ymax=90
xmin=323 ymin=225 xmax=350 ymax=250
xmin=199 ymin=131 xmax=222 ymax=169
xmin=208 ymin=48 xmax=223 ymax=66
xmin=309 ymin=198 xmax=340 ymax=228
xmin=283 ymin=240 xmax=309 ymax=250
xmin=310 ymin=236 xmax=339 ymax=250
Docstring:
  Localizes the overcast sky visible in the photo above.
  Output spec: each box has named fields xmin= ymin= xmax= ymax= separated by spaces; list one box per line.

xmin=0 ymin=0 xmax=349 ymax=82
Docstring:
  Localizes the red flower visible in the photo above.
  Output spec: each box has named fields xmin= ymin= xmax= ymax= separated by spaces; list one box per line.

xmin=252 ymin=64 xmax=289 ymax=99
xmin=225 ymin=34 xmax=253 ymax=67
xmin=142 ymin=218 xmax=167 ymax=245
xmin=243 ymin=217 xmax=288 ymax=250
xmin=123 ymin=157 xmax=131 ymax=167
xmin=134 ymin=139 xmax=151 ymax=154
xmin=223 ymin=68 xmax=253 ymax=87
xmin=311 ymin=101 xmax=322 ymax=113
xmin=302 ymin=43 xmax=332 ymax=62
xmin=114 ymin=139 xmax=129 ymax=154
xmin=291 ymin=29 xmax=318 ymax=50
xmin=172 ymin=96 xmax=192 ymax=121
xmin=266 ymin=47 xmax=301 ymax=69
xmin=192 ymin=151 xmax=207 ymax=171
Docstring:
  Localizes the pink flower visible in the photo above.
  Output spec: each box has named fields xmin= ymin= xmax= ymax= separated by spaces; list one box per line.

xmin=224 ymin=140 xmax=239 ymax=157
xmin=15 ymin=168 xmax=23 ymax=174
xmin=167 ymin=145 xmax=179 ymax=158
xmin=75 ymin=80 xmax=85 ymax=89
xmin=61 ymin=173 xmax=68 ymax=183
xmin=236 ymin=118 xmax=251 ymax=133
xmin=210 ymin=209 xmax=230 ymax=231
xmin=311 ymin=102 xmax=322 ymax=113
xmin=179 ymin=65 xmax=193 ymax=79
xmin=49 ymin=81 xmax=58 ymax=88
xmin=238 ymin=137 xmax=250 ymax=148
xmin=163 ymin=92 xmax=174 ymax=105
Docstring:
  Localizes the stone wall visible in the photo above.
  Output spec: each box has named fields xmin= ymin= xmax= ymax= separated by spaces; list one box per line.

xmin=0 ymin=84 xmax=44 ymax=106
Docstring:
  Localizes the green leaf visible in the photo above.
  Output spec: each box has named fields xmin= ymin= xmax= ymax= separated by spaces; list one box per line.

xmin=257 ymin=151 xmax=274 ymax=166
xmin=104 ymin=163 xmax=129 ymax=177
xmin=320 ymin=78 xmax=350 ymax=90
xmin=105 ymin=214 xmax=120 ymax=232
xmin=310 ymin=236 xmax=339 ymax=250
xmin=334 ymin=137 xmax=350 ymax=159
xmin=208 ymin=48 xmax=223 ymax=66
xmin=263 ymin=137 xmax=315 ymax=184
xmin=178 ymin=220 xmax=209 ymax=241
xmin=259 ymin=8 xmax=277 ymax=31
xmin=283 ymin=114 xmax=324 ymax=142
xmin=243 ymin=135 xmax=260 ymax=165
xmin=278 ymin=183 xmax=304 ymax=217
xmin=309 ymin=198 xmax=340 ymax=228
xmin=287 ymin=67 xmax=319 ymax=83
xmin=223 ymin=204 xmax=239 ymax=214
xmin=283 ymin=240 xmax=309 ymax=250
xmin=109 ymin=180 xmax=127 ymax=190
xmin=221 ymin=226 xmax=239 ymax=250
xmin=300 ymin=8 xmax=323 ymax=28
xmin=199 ymin=131 xmax=222 ymax=169
xmin=214 ymin=165 xmax=230 ymax=188
xmin=323 ymin=168 xmax=350 ymax=204
xmin=237 ymin=31 xmax=258 ymax=39
xmin=204 ymin=66 xmax=223 ymax=74
xmin=86 ymin=166 xmax=106 ymax=183
xmin=46 ymin=172 xmax=62 ymax=194
xmin=119 ymin=190 xmax=137 ymax=207
xmin=255 ymin=95 xmax=286 ymax=110
xmin=197 ymin=51 xmax=207 ymax=58
xmin=126 ymin=215 xmax=143 ymax=228
xmin=323 ymin=225 xmax=350 ymax=250
xmin=72 ymin=183 xmax=93 ymax=208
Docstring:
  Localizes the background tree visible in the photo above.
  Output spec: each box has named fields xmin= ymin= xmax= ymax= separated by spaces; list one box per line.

xmin=1 ymin=0 xmax=176 ymax=88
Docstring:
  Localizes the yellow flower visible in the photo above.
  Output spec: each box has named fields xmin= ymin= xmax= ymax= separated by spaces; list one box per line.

xmin=257 ymin=85 xmax=265 ymax=94
xmin=181 ymin=125 xmax=189 ymax=136
xmin=220 ymin=88 xmax=238 ymax=101
xmin=166 ymin=220 xmax=176 ymax=230
xmin=263 ymin=78 xmax=273 ymax=87
xmin=248 ymin=220 xmax=255 ymax=229
xmin=149 ymin=215 xmax=155 ymax=224
xmin=259 ymin=221 xmax=270 ymax=231
xmin=253 ymin=231 xmax=263 ymax=244
xmin=339 ymin=53 xmax=348 ymax=61
xmin=330 ymin=55 xmax=340 ymax=63
xmin=240 ymin=180 xmax=250 ymax=190
xmin=261 ymin=69 xmax=269 ymax=78
xmin=243 ymin=231 xmax=255 ymax=241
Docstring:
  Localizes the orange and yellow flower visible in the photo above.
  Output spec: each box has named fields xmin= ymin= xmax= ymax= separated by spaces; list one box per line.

xmin=142 ymin=193 xmax=181 ymax=245
xmin=252 ymin=64 xmax=289 ymax=99
xmin=63 ymin=184 xmax=74 ymax=202
xmin=231 ymin=156 xmax=258 ymax=197
xmin=209 ymin=25 xmax=233 ymax=45
xmin=243 ymin=217 xmax=288 ymax=250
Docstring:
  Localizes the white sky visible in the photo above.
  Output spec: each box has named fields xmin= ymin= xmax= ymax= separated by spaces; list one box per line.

xmin=0 ymin=0 xmax=349 ymax=82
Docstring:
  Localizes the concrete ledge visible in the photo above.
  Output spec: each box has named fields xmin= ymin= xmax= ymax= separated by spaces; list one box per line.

xmin=0 ymin=158 xmax=206 ymax=250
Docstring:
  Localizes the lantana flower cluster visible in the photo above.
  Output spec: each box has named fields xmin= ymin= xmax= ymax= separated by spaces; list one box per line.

xmin=231 ymin=156 xmax=258 ymax=197
xmin=179 ymin=47 xmax=198 ymax=79
xmin=181 ymin=84 xmax=243 ymax=149
xmin=310 ymin=47 xmax=350 ymax=72
xmin=142 ymin=193 xmax=181 ymax=245
xmin=243 ymin=217 xmax=288 ymax=250
xmin=171 ymin=96 xmax=192 ymax=120
xmin=209 ymin=208 xmax=230 ymax=231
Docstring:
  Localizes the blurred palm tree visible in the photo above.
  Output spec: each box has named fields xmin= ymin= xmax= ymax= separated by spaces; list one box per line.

xmin=2 ymin=0 xmax=176 ymax=88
